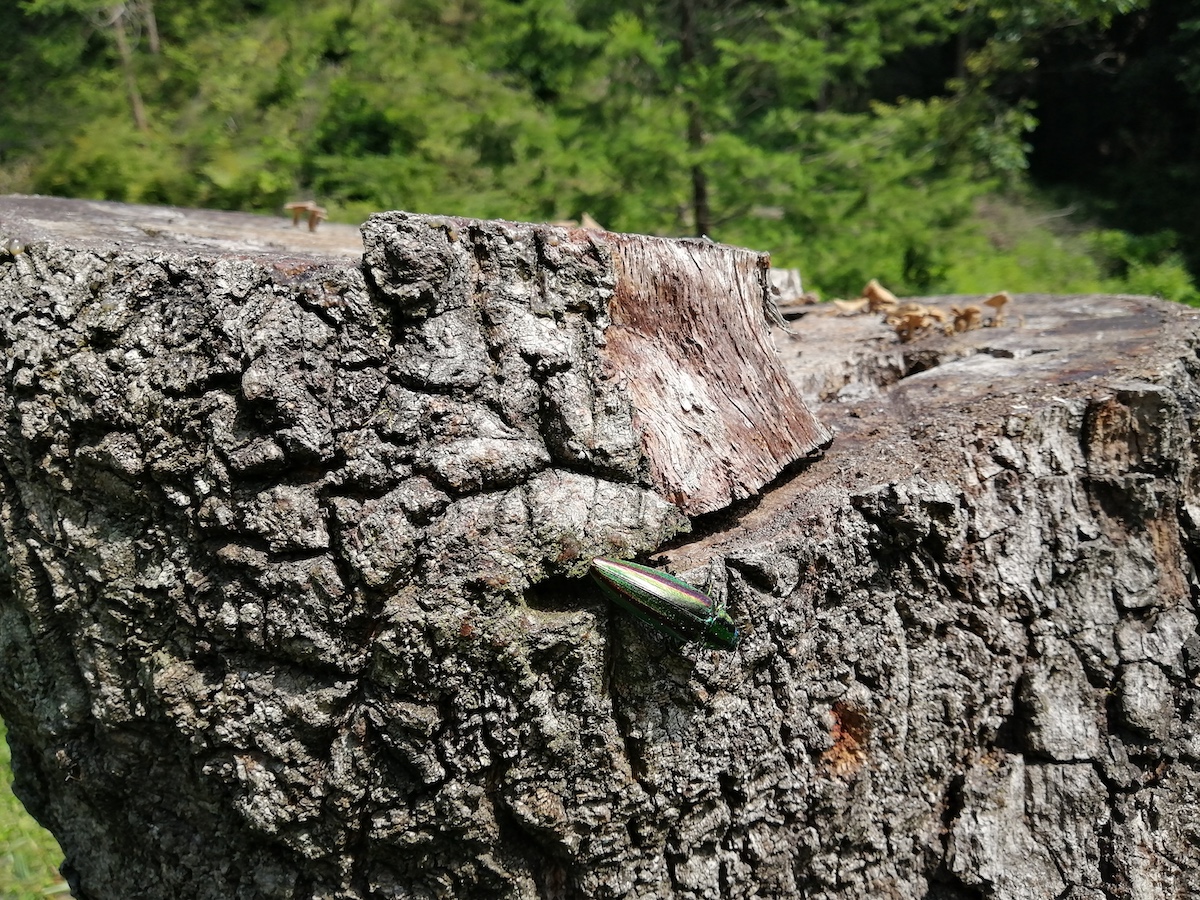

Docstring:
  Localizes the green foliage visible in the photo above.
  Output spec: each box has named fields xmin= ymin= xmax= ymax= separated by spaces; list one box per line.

xmin=0 ymin=0 xmax=1196 ymax=305
xmin=957 ymin=0 xmax=1149 ymax=33
xmin=919 ymin=192 xmax=1200 ymax=303
xmin=0 ymin=720 xmax=67 ymax=899
xmin=723 ymin=97 xmax=993 ymax=296
xmin=19 ymin=0 xmax=115 ymax=16
xmin=1089 ymin=229 xmax=1200 ymax=305
xmin=941 ymin=194 xmax=1113 ymax=293
xmin=35 ymin=121 xmax=193 ymax=205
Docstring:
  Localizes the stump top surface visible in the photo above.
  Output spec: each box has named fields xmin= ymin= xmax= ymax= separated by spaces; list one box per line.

xmin=663 ymin=290 xmax=1200 ymax=569
xmin=0 ymin=193 xmax=364 ymax=261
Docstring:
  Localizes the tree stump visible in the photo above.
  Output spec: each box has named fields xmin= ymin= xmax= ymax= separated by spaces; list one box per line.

xmin=1 ymin=195 xmax=1198 ymax=900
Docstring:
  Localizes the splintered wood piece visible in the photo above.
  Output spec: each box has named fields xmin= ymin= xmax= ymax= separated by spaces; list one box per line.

xmin=602 ymin=233 xmax=830 ymax=514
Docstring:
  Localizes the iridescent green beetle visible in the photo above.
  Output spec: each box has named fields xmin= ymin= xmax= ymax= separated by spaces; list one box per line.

xmin=589 ymin=557 xmax=741 ymax=651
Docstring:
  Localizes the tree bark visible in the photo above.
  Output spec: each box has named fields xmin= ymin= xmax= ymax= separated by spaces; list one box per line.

xmin=1 ymin=195 xmax=1198 ymax=900
xmin=677 ymin=0 xmax=712 ymax=239
xmin=105 ymin=5 xmax=149 ymax=133
xmin=137 ymin=0 xmax=160 ymax=56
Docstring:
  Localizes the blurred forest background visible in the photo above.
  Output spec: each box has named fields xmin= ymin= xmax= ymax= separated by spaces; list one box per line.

xmin=2 ymin=0 xmax=1200 ymax=893
xmin=2 ymin=0 xmax=1200 ymax=302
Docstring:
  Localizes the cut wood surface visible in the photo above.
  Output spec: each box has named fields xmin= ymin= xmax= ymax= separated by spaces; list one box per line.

xmin=0 ymin=196 xmax=1198 ymax=900
xmin=0 ymin=193 xmax=364 ymax=260
xmin=604 ymin=233 xmax=829 ymax=512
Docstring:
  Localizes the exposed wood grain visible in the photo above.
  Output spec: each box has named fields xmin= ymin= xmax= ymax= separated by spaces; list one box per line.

xmin=606 ymin=234 xmax=830 ymax=513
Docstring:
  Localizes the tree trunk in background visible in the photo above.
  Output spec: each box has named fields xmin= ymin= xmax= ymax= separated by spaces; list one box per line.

xmin=138 ymin=0 xmax=160 ymax=56
xmin=107 ymin=5 xmax=149 ymax=132
xmin=678 ymin=0 xmax=712 ymax=239
xmin=0 ymin=195 xmax=1198 ymax=899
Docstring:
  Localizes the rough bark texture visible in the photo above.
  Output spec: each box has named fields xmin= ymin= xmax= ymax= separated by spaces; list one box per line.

xmin=361 ymin=214 xmax=829 ymax=515
xmin=1 ymin=196 xmax=1199 ymax=900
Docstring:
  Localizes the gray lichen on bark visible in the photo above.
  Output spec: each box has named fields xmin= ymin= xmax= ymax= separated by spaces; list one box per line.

xmin=0 ymin=197 xmax=1198 ymax=900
